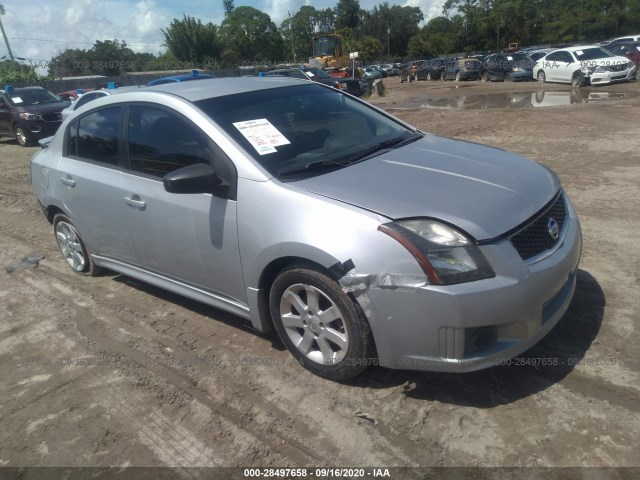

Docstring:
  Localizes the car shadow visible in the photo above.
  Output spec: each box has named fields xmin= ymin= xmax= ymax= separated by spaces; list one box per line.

xmin=109 ymin=274 xmax=287 ymax=350
xmin=348 ymin=269 xmax=605 ymax=407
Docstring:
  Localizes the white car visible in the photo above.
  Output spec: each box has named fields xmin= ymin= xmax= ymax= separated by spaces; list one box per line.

xmin=61 ymin=85 xmax=142 ymax=121
xmin=533 ymin=45 xmax=636 ymax=86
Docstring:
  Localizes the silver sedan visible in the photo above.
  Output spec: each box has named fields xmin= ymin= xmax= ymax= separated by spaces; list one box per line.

xmin=31 ymin=77 xmax=581 ymax=380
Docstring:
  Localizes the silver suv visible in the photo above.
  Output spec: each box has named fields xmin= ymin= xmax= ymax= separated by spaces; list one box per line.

xmin=31 ymin=77 xmax=582 ymax=380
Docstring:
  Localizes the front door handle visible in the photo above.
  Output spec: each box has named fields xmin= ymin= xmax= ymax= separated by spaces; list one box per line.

xmin=60 ymin=176 xmax=75 ymax=188
xmin=124 ymin=195 xmax=146 ymax=210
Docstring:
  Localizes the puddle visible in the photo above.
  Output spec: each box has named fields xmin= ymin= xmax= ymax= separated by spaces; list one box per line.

xmin=388 ymin=90 xmax=636 ymax=110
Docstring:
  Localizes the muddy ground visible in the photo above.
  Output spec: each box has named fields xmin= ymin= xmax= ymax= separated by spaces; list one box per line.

xmin=1 ymin=77 xmax=639 ymax=473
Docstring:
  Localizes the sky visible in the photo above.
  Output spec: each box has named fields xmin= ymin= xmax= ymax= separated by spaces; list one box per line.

xmin=0 ymin=0 xmax=446 ymax=69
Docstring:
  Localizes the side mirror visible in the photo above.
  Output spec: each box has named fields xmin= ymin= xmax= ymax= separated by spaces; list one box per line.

xmin=163 ymin=163 xmax=225 ymax=195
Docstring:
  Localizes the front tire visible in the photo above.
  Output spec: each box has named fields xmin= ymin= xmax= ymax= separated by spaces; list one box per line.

xmin=571 ymin=72 xmax=588 ymax=87
xmin=481 ymin=71 xmax=489 ymax=82
xmin=53 ymin=213 xmax=101 ymax=276
xmin=426 ymin=72 xmax=432 ymax=81
xmin=455 ymin=71 xmax=461 ymax=82
xmin=269 ymin=266 xmax=374 ymax=381
xmin=537 ymin=70 xmax=546 ymax=83
xmin=14 ymin=125 xmax=32 ymax=147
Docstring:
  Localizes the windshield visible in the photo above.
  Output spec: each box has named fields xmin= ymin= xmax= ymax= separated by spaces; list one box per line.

xmin=7 ymin=89 xmax=61 ymax=106
xmin=574 ymin=47 xmax=615 ymax=60
xmin=305 ymin=68 xmax=332 ymax=78
xmin=195 ymin=84 xmax=416 ymax=180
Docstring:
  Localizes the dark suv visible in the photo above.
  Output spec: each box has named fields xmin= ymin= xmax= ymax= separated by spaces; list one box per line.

xmin=265 ymin=68 xmax=362 ymax=97
xmin=481 ymin=53 xmax=534 ymax=82
xmin=0 ymin=86 xmax=69 ymax=146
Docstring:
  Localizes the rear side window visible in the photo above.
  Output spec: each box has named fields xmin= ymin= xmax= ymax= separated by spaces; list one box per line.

xmin=68 ymin=107 xmax=121 ymax=165
xmin=75 ymin=91 xmax=106 ymax=110
xmin=127 ymin=105 xmax=212 ymax=177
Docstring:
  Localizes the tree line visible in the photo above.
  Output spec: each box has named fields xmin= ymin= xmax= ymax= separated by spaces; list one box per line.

xmin=5 ymin=0 xmax=640 ymax=80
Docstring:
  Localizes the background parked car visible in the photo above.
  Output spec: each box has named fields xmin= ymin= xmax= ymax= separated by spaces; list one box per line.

xmin=265 ymin=67 xmax=363 ymax=97
xmin=534 ymin=45 xmax=636 ymax=86
xmin=416 ymin=58 xmax=448 ymax=81
xmin=441 ymin=58 xmax=483 ymax=81
xmin=527 ymin=49 xmax=555 ymax=62
xmin=400 ymin=60 xmax=425 ymax=83
xmin=146 ymin=70 xmax=215 ymax=86
xmin=61 ymin=85 xmax=143 ymax=121
xmin=0 ymin=86 xmax=69 ymax=146
xmin=481 ymin=52 xmax=534 ymax=82
xmin=607 ymin=42 xmax=640 ymax=78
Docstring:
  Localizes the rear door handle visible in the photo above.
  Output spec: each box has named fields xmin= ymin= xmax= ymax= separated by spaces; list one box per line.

xmin=60 ymin=176 xmax=75 ymax=188
xmin=124 ymin=195 xmax=146 ymax=210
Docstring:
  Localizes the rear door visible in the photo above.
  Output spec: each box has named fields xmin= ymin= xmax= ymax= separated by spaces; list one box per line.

xmin=57 ymin=106 xmax=139 ymax=263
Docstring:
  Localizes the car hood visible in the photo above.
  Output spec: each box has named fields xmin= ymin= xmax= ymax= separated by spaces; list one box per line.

xmin=12 ymin=101 xmax=70 ymax=114
xmin=289 ymin=135 xmax=560 ymax=241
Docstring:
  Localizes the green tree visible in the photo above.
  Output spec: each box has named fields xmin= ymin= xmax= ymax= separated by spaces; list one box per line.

xmin=359 ymin=3 xmax=423 ymax=57
xmin=218 ymin=6 xmax=284 ymax=61
xmin=348 ymin=36 xmax=383 ymax=62
xmin=280 ymin=6 xmax=325 ymax=62
xmin=162 ymin=15 xmax=220 ymax=66
xmin=223 ymin=0 xmax=234 ymax=17
xmin=335 ymin=0 xmax=361 ymax=30
xmin=0 ymin=60 xmax=39 ymax=84
xmin=408 ymin=17 xmax=457 ymax=57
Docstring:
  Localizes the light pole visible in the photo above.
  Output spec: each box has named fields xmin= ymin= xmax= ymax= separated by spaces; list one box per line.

xmin=387 ymin=26 xmax=390 ymax=59
xmin=0 ymin=4 xmax=15 ymax=61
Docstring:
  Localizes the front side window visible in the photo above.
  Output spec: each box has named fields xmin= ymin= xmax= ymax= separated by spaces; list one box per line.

xmin=69 ymin=107 xmax=121 ymax=165
xmin=196 ymin=84 xmax=418 ymax=180
xmin=127 ymin=105 xmax=212 ymax=177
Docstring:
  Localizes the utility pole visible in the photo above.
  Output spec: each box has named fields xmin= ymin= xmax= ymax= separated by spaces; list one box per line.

xmin=288 ymin=11 xmax=296 ymax=63
xmin=0 ymin=5 xmax=15 ymax=61
xmin=387 ymin=26 xmax=390 ymax=59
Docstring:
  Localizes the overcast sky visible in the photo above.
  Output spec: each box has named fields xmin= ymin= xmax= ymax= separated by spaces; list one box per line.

xmin=0 ymin=0 xmax=445 ymax=66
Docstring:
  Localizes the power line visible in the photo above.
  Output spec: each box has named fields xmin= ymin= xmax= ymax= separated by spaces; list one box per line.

xmin=10 ymin=36 xmax=164 ymax=48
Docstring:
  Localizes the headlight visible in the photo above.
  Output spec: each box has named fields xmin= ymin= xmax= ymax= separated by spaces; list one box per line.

xmin=594 ymin=66 xmax=607 ymax=73
xmin=378 ymin=220 xmax=495 ymax=285
xmin=512 ymin=66 xmax=524 ymax=72
xmin=19 ymin=112 xmax=39 ymax=121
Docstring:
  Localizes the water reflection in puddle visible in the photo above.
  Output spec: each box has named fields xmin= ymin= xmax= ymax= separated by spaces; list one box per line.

xmin=388 ymin=90 xmax=635 ymax=110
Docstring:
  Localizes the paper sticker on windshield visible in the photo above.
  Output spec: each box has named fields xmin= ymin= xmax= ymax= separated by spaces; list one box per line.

xmin=306 ymin=71 xmax=315 ymax=77
xmin=576 ymin=50 xmax=584 ymax=55
xmin=11 ymin=96 xmax=23 ymax=103
xmin=233 ymin=118 xmax=290 ymax=155
xmin=507 ymin=56 xmax=513 ymax=61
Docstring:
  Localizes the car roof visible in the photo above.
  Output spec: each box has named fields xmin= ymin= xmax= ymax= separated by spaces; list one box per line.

xmin=561 ymin=45 xmax=602 ymax=52
xmin=0 ymin=86 xmax=46 ymax=94
xmin=133 ymin=77 xmax=314 ymax=103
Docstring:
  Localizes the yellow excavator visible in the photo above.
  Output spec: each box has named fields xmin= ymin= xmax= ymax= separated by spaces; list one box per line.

xmin=309 ymin=34 xmax=350 ymax=69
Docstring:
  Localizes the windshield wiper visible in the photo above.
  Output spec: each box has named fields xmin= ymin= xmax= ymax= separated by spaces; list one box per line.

xmin=278 ymin=158 xmax=346 ymax=177
xmin=345 ymin=131 xmax=423 ymax=164
xmin=277 ymin=131 xmax=424 ymax=178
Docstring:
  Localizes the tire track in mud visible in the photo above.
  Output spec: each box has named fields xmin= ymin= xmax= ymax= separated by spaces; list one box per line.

xmin=18 ymin=271 xmax=327 ymax=466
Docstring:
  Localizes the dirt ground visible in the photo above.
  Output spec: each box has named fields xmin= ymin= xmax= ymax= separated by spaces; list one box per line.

xmin=1 ymin=77 xmax=640 ymax=473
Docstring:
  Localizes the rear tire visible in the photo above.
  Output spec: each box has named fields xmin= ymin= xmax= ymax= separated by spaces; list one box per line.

xmin=269 ymin=265 xmax=375 ymax=381
xmin=426 ymin=72 xmax=432 ymax=81
xmin=455 ymin=71 xmax=461 ymax=82
xmin=53 ymin=213 xmax=102 ymax=276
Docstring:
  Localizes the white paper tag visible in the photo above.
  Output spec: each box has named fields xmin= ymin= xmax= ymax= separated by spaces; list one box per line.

xmin=233 ymin=118 xmax=290 ymax=155
xmin=12 ymin=97 xmax=23 ymax=103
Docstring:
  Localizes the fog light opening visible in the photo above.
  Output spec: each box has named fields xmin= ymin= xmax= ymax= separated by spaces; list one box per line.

xmin=465 ymin=326 xmax=498 ymax=355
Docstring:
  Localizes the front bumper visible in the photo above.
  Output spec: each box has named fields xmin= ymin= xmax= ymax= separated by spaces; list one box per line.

xmin=21 ymin=121 xmax=61 ymax=140
xmin=589 ymin=65 xmax=637 ymax=84
xmin=357 ymin=196 xmax=582 ymax=372
xmin=508 ymin=70 xmax=534 ymax=81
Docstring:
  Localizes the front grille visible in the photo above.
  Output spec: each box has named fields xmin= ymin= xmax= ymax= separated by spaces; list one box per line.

xmin=509 ymin=192 xmax=567 ymax=261
xmin=608 ymin=63 xmax=628 ymax=72
xmin=41 ymin=112 xmax=62 ymax=122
